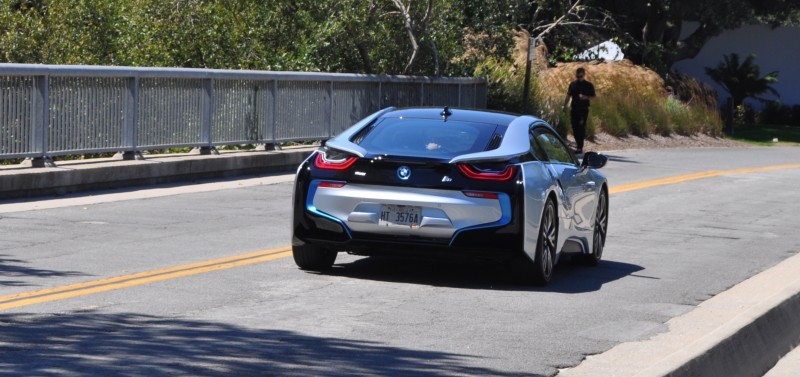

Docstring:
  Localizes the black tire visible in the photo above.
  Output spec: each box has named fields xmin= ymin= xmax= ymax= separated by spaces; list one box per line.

xmin=585 ymin=189 xmax=608 ymax=266
xmin=513 ymin=199 xmax=558 ymax=286
xmin=292 ymin=243 xmax=337 ymax=271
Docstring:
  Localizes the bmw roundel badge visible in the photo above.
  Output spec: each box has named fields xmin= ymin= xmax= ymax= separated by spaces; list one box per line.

xmin=397 ymin=166 xmax=411 ymax=180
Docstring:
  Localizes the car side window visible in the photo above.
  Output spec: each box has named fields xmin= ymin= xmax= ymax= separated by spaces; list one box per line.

xmin=532 ymin=127 xmax=577 ymax=165
xmin=529 ymin=129 xmax=547 ymax=161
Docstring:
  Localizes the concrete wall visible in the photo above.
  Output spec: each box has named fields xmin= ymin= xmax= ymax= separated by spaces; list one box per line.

xmin=672 ymin=23 xmax=800 ymax=108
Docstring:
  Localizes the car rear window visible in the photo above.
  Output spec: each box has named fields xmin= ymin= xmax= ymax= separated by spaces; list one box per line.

xmin=353 ymin=117 xmax=502 ymax=158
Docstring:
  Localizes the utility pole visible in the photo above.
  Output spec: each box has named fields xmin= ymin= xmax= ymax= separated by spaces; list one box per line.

xmin=522 ymin=37 xmax=537 ymax=114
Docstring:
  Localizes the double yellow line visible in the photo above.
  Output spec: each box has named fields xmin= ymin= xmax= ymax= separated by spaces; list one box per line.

xmin=610 ymin=164 xmax=800 ymax=194
xmin=0 ymin=247 xmax=291 ymax=311
xmin=2 ymin=163 xmax=799 ymax=311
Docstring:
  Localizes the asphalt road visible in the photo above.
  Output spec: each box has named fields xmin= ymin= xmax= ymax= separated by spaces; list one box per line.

xmin=0 ymin=147 xmax=798 ymax=376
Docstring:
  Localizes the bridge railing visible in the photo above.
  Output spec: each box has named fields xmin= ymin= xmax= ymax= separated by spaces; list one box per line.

xmin=0 ymin=64 xmax=486 ymax=165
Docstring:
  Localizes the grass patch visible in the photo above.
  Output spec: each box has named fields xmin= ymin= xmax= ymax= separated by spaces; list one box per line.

xmin=728 ymin=125 xmax=800 ymax=146
xmin=478 ymin=55 xmax=725 ymax=140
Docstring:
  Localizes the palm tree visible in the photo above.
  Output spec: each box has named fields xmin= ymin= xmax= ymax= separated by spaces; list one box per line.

xmin=705 ymin=53 xmax=780 ymax=109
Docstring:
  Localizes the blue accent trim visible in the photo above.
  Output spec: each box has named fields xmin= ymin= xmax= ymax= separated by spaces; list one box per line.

xmin=306 ymin=180 xmax=353 ymax=239
xmin=448 ymin=193 xmax=513 ymax=246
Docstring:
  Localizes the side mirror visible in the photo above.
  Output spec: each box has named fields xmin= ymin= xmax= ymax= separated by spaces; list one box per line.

xmin=581 ymin=151 xmax=608 ymax=169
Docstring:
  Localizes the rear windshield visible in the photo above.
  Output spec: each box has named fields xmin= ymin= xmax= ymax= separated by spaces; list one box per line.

xmin=353 ymin=117 xmax=501 ymax=159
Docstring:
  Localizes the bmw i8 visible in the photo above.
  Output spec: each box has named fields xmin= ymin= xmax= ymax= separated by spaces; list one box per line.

xmin=291 ymin=107 xmax=608 ymax=285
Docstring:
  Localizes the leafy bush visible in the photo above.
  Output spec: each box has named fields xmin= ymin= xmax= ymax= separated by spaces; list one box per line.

xmin=650 ymin=99 xmax=672 ymax=136
xmin=761 ymin=102 xmax=800 ymax=126
xmin=794 ymin=106 xmax=800 ymax=127
xmin=474 ymin=58 xmax=525 ymax=113
xmin=495 ymin=68 xmax=725 ymax=139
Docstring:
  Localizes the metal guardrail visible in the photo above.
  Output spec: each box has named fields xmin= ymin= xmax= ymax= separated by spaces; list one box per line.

xmin=0 ymin=64 xmax=487 ymax=165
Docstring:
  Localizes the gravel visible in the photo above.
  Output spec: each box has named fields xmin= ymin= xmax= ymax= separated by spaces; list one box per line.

xmin=572 ymin=132 xmax=747 ymax=153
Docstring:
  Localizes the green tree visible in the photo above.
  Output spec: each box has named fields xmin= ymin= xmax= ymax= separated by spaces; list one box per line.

xmin=42 ymin=0 xmax=122 ymax=65
xmin=306 ymin=0 xmax=466 ymax=76
xmin=0 ymin=1 xmax=47 ymax=63
xmin=0 ymin=0 xmax=620 ymax=74
xmin=704 ymin=53 xmax=779 ymax=108
xmin=592 ymin=0 xmax=800 ymax=70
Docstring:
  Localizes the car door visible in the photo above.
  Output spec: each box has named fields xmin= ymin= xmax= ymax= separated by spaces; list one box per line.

xmin=530 ymin=126 xmax=596 ymax=235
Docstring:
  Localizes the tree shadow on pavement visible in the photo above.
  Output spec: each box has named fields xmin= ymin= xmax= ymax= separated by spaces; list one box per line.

xmin=327 ymin=255 xmax=643 ymax=293
xmin=0 ymin=254 xmax=86 ymax=287
xmin=0 ymin=311 xmax=532 ymax=377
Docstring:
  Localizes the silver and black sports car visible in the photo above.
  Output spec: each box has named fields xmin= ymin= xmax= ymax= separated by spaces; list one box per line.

xmin=291 ymin=107 xmax=608 ymax=285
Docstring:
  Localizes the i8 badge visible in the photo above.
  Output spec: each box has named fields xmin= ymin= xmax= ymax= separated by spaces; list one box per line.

xmin=397 ymin=166 xmax=411 ymax=180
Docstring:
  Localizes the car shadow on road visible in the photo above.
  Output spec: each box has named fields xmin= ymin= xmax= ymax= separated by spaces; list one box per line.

xmin=327 ymin=255 xmax=644 ymax=293
xmin=547 ymin=258 xmax=646 ymax=294
xmin=602 ymin=154 xmax=640 ymax=164
xmin=0 ymin=311 xmax=534 ymax=377
xmin=0 ymin=254 xmax=86 ymax=287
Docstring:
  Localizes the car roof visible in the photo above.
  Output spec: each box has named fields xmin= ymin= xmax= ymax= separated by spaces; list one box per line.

xmin=382 ymin=107 xmax=519 ymax=126
xmin=325 ymin=107 xmax=544 ymax=163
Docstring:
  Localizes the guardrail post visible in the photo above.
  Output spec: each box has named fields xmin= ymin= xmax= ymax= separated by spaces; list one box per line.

xmin=377 ymin=81 xmax=382 ymax=109
xmin=30 ymin=75 xmax=54 ymax=168
xmin=260 ymin=80 xmax=279 ymax=151
xmin=122 ymin=76 xmax=143 ymax=160
xmin=328 ymin=81 xmax=334 ymax=138
xmin=199 ymin=78 xmax=217 ymax=155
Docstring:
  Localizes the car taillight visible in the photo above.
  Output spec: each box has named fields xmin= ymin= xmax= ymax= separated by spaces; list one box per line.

xmin=314 ymin=153 xmax=357 ymax=171
xmin=462 ymin=191 xmax=499 ymax=199
xmin=457 ymin=163 xmax=516 ymax=181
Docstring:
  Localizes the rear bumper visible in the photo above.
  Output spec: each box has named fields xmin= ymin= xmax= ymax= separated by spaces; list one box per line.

xmin=309 ymin=180 xmax=511 ymax=239
xmin=293 ymin=176 xmax=524 ymax=262
xmin=293 ymin=210 xmax=522 ymax=262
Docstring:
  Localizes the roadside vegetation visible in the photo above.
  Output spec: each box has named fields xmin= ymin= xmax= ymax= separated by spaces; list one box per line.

xmin=1 ymin=0 xmax=799 ymax=145
xmin=476 ymin=36 xmax=724 ymax=139
xmin=728 ymin=126 xmax=800 ymax=147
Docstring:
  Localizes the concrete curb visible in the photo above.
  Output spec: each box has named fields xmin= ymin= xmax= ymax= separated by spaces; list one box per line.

xmin=764 ymin=342 xmax=800 ymax=376
xmin=0 ymin=147 xmax=315 ymax=199
xmin=558 ymin=252 xmax=800 ymax=377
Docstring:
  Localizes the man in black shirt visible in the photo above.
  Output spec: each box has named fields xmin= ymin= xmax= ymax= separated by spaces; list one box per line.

xmin=563 ymin=67 xmax=596 ymax=154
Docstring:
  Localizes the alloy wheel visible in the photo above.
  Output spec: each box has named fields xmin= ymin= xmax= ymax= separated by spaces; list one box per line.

xmin=591 ymin=192 xmax=608 ymax=264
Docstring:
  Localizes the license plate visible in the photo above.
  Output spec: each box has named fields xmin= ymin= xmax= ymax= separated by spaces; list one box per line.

xmin=379 ymin=204 xmax=421 ymax=228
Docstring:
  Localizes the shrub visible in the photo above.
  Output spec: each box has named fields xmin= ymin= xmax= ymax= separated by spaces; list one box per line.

xmin=760 ymin=102 xmax=800 ymax=127
xmin=475 ymin=58 xmax=524 ymax=113
xmin=480 ymin=54 xmax=724 ymax=139
xmin=792 ymin=105 xmax=800 ymax=127
xmin=620 ymin=98 xmax=651 ymax=136
xmin=586 ymin=114 xmax=599 ymax=139
xmin=760 ymin=102 xmax=790 ymax=125
xmin=651 ymin=100 xmax=672 ymax=136
xmin=670 ymin=104 xmax=694 ymax=135
xmin=692 ymin=105 xmax=724 ymax=136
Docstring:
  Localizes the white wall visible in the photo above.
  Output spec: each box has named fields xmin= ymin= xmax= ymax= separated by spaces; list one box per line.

xmin=672 ymin=23 xmax=800 ymax=108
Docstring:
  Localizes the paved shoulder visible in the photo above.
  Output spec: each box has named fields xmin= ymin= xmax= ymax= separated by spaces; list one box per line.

xmin=559 ymin=251 xmax=800 ymax=377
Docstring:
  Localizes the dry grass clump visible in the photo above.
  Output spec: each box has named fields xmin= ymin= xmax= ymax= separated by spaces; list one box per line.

xmin=485 ymin=34 xmax=724 ymax=139
xmin=535 ymin=60 xmax=722 ymax=138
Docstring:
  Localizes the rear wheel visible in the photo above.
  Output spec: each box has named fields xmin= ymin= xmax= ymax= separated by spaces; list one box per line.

xmin=533 ymin=199 xmax=558 ymax=284
xmin=292 ymin=243 xmax=337 ymax=271
xmin=585 ymin=190 xmax=608 ymax=266
xmin=513 ymin=199 xmax=558 ymax=286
